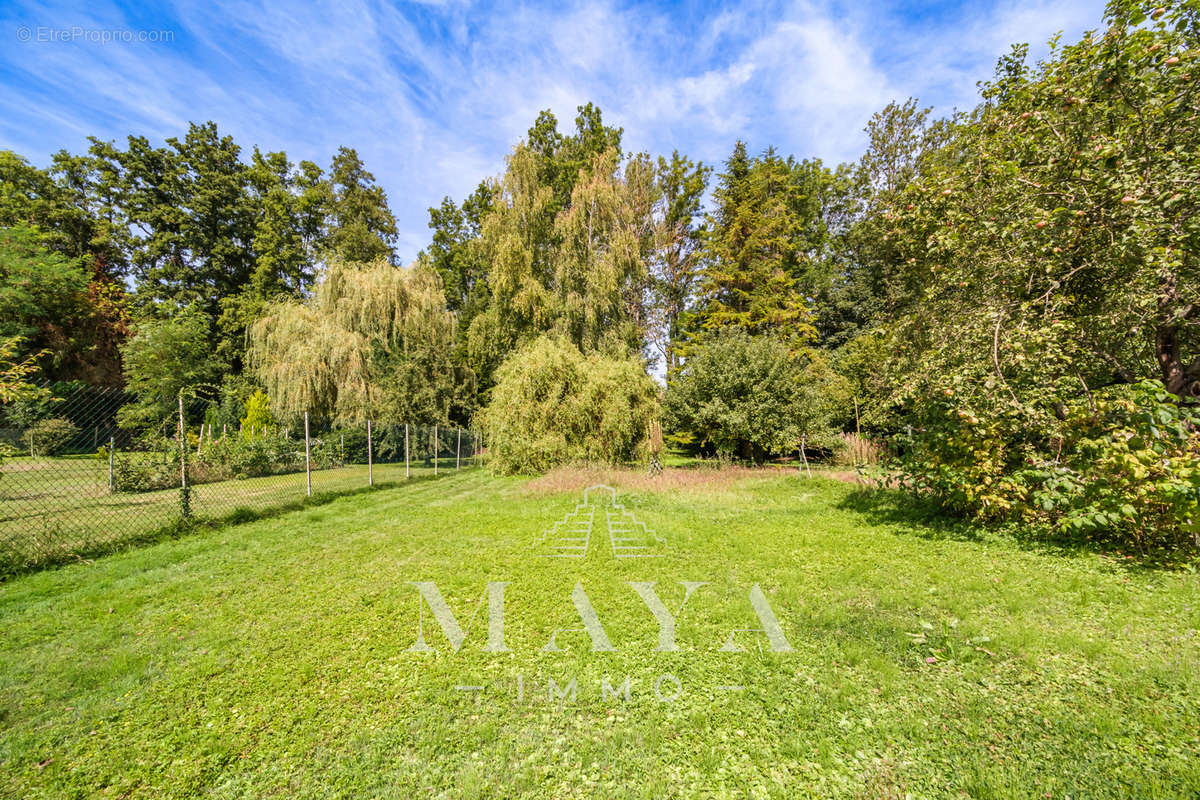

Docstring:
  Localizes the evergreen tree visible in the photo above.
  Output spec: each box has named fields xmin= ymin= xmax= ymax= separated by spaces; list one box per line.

xmin=325 ymin=147 xmax=398 ymax=263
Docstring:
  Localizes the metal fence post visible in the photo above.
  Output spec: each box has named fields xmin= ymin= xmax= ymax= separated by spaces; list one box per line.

xmin=456 ymin=428 xmax=461 ymax=470
xmin=304 ymin=411 xmax=312 ymax=497
xmin=367 ymin=419 xmax=374 ymax=486
xmin=405 ymin=423 xmax=409 ymax=479
xmin=433 ymin=424 xmax=438 ymax=476
xmin=179 ymin=395 xmax=191 ymax=520
xmin=108 ymin=435 xmax=115 ymax=493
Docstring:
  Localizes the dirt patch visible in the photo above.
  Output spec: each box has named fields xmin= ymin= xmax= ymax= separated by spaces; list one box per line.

xmin=522 ymin=465 xmax=774 ymax=495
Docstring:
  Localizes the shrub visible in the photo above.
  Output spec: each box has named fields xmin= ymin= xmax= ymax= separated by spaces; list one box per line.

xmin=664 ymin=331 xmax=850 ymax=462
xmin=113 ymin=452 xmax=179 ymax=492
xmin=479 ymin=337 xmax=659 ymax=475
xmin=21 ymin=417 xmax=78 ymax=456
xmin=894 ymin=380 xmax=1200 ymax=552
xmin=240 ymin=391 xmax=275 ymax=438
xmin=113 ymin=429 xmax=315 ymax=491
xmin=194 ymin=432 xmax=305 ymax=480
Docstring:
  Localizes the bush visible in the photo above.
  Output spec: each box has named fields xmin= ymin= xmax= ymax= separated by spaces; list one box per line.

xmin=193 ymin=432 xmax=305 ymax=480
xmin=113 ymin=429 xmax=316 ymax=492
xmin=240 ymin=391 xmax=275 ymax=438
xmin=21 ymin=417 xmax=78 ymax=456
xmin=894 ymin=380 xmax=1200 ymax=552
xmin=113 ymin=451 xmax=179 ymax=492
xmin=479 ymin=337 xmax=659 ymax=475
xmin=664 ymin=331 xmax=850 ymax=462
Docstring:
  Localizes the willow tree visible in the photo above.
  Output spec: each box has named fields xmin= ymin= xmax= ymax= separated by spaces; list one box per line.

xmin=247 ymin=258 xmax=459 ymax=424
xmin=552 ymin=148 xmax=657 ymax=353
xmin=466 ymin=144 xmax=657 ymax=385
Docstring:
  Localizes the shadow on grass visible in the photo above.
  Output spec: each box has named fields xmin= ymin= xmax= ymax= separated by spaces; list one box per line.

xmin=835 ymin=485 xmax=1194 ymax=573
xmin=0 ymin=469 xmax=474 ymax=580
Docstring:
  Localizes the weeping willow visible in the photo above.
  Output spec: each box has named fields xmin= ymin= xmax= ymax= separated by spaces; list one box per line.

xmin=247 ymin=258 xmax=459 ymax=424
xmin=469 ymin=146 xmax=657 ymax=369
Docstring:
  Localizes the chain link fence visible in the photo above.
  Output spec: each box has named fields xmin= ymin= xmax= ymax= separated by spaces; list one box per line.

xmin=0 ymin=384 xmax=481 ymax=574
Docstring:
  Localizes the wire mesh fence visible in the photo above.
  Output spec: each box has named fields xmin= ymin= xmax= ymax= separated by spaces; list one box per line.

xmin=0 ymin=384 xmax=481 ymax=574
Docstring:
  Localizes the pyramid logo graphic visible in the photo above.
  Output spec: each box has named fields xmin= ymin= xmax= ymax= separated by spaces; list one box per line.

xmin=534 ymin=485 xmax=667 ymax=559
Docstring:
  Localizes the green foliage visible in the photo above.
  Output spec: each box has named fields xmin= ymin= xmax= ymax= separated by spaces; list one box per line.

xmin=0 ymin=225 xmax=90 ymax=365
xmin=113 ymin=429 xmax=349 ymax=492
xmin=112 ymin=439 xmax=179 ymax=492
xmin=691 ymin=142 xmax=847 ymax=340
xmin=895 ymin=380 xmax=1199 ymax=551
xmin=0 ymin=335 xmax=46 ymax=404
xmin=240 ymin=390 xmax=276 ymax=437
xmin=325 ymin=147 xmax=398 ymax=263
xmin=454 ymin=106 xmax=639 ymax=394
xmin=866 ymin=0 xmax=1200 ymax=551
xmin=248 ymin=258 xmax=459 ymax=425
xmin=468 ymin=142 xmax=655 ymax=385
xmin=21 ymin=417 xmax=78 ymax=457
xmin=119 ymin=307 xmax=224 ymax=428
xmin=649 ymin=152 xmax=710 ymax=377
xmin=479 ymin=336 xmax=658 ymax=474
xmin=664 ymin=331 xmax=850 ymax=461
xmin=883 ymin=0 xmax=1200 ymax=400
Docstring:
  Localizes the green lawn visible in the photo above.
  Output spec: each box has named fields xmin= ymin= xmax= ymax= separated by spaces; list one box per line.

xmin=0 ymin=469 xmax=1197 ymax=798
xmin=0 ymin=455 xmax=464 ymax=572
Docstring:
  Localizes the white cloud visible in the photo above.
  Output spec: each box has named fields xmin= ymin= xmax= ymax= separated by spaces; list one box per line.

xmin=0 ymin=0 xmax=1108 ymax=261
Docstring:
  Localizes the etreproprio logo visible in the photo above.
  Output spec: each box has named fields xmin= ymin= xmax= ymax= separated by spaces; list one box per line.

xmin=405 ymin=485 xmax=791 ymax=703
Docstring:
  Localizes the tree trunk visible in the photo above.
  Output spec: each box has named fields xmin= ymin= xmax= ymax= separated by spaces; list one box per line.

xmin=1158 ymin=273 xmax=1200 ymax=399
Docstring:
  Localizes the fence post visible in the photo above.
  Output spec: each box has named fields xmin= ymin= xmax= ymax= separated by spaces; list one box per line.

xmin=405 ymin=423 xmax=410 ymax=479
xmin=367 ymin=419 xmax=374 ymax=486
xmin=434 ymin=424 xmax=438 ymax=476
xmin=108 ymin=435 xmax=115 ymax=493
xmin=304 ymin=411 xmax=312 ymax=497
xmin=179 ymin=395 xmax=191 ymax=520
xmin=456 ymin=428 xmax=461 ymax=470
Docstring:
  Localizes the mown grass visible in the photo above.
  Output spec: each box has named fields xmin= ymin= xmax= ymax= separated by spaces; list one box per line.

xmin=0 ymin=455 xmax=463 ymax=573
xmin=0 ymin=469 xmax=1197 ymax=798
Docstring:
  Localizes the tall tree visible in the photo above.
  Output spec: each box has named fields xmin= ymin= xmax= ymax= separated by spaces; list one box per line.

xmin=325 ymin=147 xmax=398 ymax=263
xmin=885 ymin=0 xmax=1200 ymax=401
xmin=0 ymin=226 xmax=90 ymax=375
xmin=89 ymin=122 xmax=256 ymax=322
xmin=818 ymin=99 xmax=947 ymax=348
xmin=248 ymin=258 xmax=458 ymax=424
xmin=693 ymin=143 xmax=834 ymax=340
xmin=0 ymin=153 xmax=130 ymax=382
xmin=648 ymin=151 xmax=709 ymax=376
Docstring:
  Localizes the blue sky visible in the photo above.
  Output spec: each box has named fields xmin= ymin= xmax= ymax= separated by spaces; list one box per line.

xmin=2 ymin=0 xmax=1104 ymax=262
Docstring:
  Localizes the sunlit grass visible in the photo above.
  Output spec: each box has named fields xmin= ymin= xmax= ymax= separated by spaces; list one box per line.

xmin=0 ymin=470 xmax=1196 ymax=797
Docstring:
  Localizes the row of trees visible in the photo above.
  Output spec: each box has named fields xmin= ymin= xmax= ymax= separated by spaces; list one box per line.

xmin=0 ymin=126 xmax=397 ymax=386
xmin=2 ymin=0 xmax=1197 ymax=548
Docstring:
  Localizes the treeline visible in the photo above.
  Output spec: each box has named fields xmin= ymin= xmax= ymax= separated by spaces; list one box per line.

xmin=0 ymin=124 xmax=397 ymax=386
xmin=2 ymin=0 xmax=1198 ymax=549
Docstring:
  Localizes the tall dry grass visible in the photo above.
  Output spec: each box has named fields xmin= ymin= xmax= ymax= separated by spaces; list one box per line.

xmin=832 ymin=432 xmax=887 ymax=467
